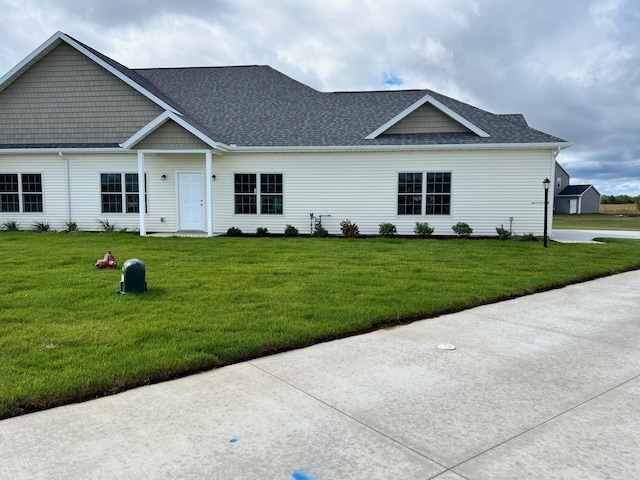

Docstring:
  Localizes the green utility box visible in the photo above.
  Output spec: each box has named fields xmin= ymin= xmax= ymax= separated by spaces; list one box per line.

xmin=119 ymin=258 xmax=147 ymax=294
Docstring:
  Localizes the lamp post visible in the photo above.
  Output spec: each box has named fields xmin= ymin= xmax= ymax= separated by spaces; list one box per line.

xmin=543 ymin=178 xmax=551 ymax=248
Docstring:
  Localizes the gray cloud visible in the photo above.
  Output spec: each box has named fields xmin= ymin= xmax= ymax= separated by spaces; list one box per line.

xmin=0 ymin=0 xmax=638 ymax=195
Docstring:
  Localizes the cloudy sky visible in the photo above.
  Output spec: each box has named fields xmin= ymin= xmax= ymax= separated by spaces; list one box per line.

xmin=1 ymin=0 xmax=638 ymax=195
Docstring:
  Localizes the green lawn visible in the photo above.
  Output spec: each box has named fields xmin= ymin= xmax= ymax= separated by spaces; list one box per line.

xmin=554 ymin=213 xmax=640 ymax=231
xmin=2 ymin=232 xmax=640 ymax=419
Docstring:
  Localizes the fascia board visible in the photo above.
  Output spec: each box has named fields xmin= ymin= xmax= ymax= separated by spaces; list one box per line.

xmin=0 ymin=148 xmax=127 ymax=155
xmin=228 ymin=141 xmax=572 ymax=153
xmin=120 ymin=111 xmax=226 ymax=151
xmin=365 ymin=93 xmax=491 ymax=140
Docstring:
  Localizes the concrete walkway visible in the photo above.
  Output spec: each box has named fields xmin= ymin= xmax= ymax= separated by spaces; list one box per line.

xmin=1 ymin=272 xmax=639 ymax=480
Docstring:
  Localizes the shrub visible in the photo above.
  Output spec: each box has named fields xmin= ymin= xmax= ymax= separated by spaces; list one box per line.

xmin=64 ymin=221 xmax=78 ymax=233
xmin=379 ymin=223 xmax=397 ymax=238
xmin=313 ymin=227 xmax=329 ymax=237
xmin=495 ymin=224 xmax=512 ymax=240
xmin=636 ymin=199 xmax=640 ymax=213
xmin=452 ymin=222 xmax=473 ymax=237
xmin=226 ymin=226 xmax=243 ymax=237
xmin=2 ymin=220 xmax=20 ymax=232
xmin=33 ymin=221 xmax=51 ymax=232
xmin=98 ymin=219 xmax=116 ymax=233
xmin=340 ymin=219 xmax=359 ymax=238
xmin=255 ymin=227 xmax=269 ymax=237
xmin=414 ymin=222 xmax=434 ymax=238
xmin=516 ymin=232 xmax=539 ymax=242
xmin=284 ymin=224 xmax=299 ymax=237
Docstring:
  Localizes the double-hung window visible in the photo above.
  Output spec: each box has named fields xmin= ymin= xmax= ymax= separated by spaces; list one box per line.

xmin=0 ymin=173 xmax=43 ymax=212
xmin=101 ymin=173 xmax=146 ymax=214
xmin=398 ymin=173 xmax=423 ymax=215
xmin=397 ymin=172 xmax=451 ymax=215
xmin=235 ymin=173 xmax=283 ymax=214
xmin=425 ymin=172 xmax=451 ymax=215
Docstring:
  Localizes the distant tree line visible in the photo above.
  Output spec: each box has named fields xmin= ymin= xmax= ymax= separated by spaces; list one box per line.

xmin=600 ymin=194 xmax=640 ymax=204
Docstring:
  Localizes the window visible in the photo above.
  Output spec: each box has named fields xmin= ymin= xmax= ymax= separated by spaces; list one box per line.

xmin=397 ymin=172 xmax=451 ymax=215
xmin=235 ymin=173 xmax=283 ymax=215
xmin=260 ymin=174 xmax=283 ymax=214
xmin=0 ymin=173 xmax=43 ymax=212
xmin=398 ymin=173 xmax=422 ymax=215
xmin=426 ymin=172 xmax=451 ymax=215
xmin=101 ymin=173 xmax=146 ymax=214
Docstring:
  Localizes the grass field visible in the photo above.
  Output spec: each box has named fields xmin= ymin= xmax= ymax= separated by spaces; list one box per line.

xmin=554 ymin=211 xmax=640 ymax=230
xmin=2 ymin=232 xmax=640 ymax=419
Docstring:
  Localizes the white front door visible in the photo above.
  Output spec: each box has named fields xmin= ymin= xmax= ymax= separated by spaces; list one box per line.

xmin=569 ymin=198 xmax=578 ymax=214
xmin=178 ymin=172 xmax=204 ymax=231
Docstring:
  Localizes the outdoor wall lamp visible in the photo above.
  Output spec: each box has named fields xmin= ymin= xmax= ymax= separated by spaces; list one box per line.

xmin=212 ymin=175 xmax=216 ymax=180
xmin=543 ymin=178 xmax=551 ymax=248
xmin=161 ymin=174 xmax=167 ymax=181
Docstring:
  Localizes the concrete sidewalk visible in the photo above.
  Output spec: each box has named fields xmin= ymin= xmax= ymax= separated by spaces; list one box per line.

xmin=1 ymin=272 xmax=639 ymax=480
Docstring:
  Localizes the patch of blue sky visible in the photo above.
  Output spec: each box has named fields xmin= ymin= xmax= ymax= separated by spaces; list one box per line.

xmin=383 ymin=72 xmax=403 ymax=86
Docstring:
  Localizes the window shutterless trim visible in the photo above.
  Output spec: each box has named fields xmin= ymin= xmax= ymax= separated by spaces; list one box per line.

xmin=100 ymin=173 xmax=147 ymax=214
xmin=234 ymin=173 xmax=283 ymax=215
xmin=0 ymin=173 xmax=43 ymax=213
xmin=397 ymin=171 xmax=452 ymax=216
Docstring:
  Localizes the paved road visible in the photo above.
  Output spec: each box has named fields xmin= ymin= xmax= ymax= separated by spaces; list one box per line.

xmin=1 ymin=271 xmax=639 ymax=479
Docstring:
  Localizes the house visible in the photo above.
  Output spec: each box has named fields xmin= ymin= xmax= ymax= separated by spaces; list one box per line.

xmin=0 ymin=32 xmax=571 ymax=236
xmin=554 ymin=163 xmax=601 ymax=214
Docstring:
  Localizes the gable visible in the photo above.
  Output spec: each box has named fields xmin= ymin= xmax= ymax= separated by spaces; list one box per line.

xmin=0 ymin=43 xmax=164 ymax=146
xmin=133 ymin=119 xmax=211 ymax=150
xmin=384 ymin=103 xmax=471 ymax=134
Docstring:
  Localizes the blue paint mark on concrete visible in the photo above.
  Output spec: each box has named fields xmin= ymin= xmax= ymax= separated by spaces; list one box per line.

xmin=228 ymin=438 xmax=239 ymax=444
xmin=292 ymin=471 xmax=313 ymax=480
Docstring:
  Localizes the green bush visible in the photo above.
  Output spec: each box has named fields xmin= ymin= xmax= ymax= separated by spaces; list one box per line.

xmin=313 ymin=227 xmax=329 ymax=237
xmin=414 ymin=222 xmax=434 ymax=238
xmin=340 ymin=219 xmax=360 ymax=238
xmin=2 ymin=220 xmax=20 ymax=232
xmin=226 ymin=226 xmax=243 ymax=237
xmin=98 ymin=219 xmax=116 ymax=233
xmin=284 ymin=224 xmax=299 ymax=237
xmin=379 ymin=223 xmax=397 ymax=238
xmin=495 ymin=224 xmax=512 ymax=240
xmin=452 ymin=222 xmax=473 ymax=237
xmin=64 ymin=221 xmax=78 ymax=233
xmin=33 ymin=222 xmax=51 ymax=232
xmin=516 ymin=232 xmax=539 ymax=242
xmin=255 ymin=227 xmax=269 ymax=237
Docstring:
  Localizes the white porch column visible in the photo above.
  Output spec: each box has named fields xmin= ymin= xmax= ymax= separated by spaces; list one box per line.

xmin=205 ymin=150 xmax=213 ymax=237
xmin=137 ymin=151 xmax=146 ymax=236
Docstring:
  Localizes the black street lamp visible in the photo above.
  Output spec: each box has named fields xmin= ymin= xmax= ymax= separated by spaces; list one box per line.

xmin=543 ymin=178 xmax=551 ymax=247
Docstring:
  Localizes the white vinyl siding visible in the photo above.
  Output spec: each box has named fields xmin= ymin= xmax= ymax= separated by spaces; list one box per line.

xmin=1 ymin=148 xmax=556 ymax=236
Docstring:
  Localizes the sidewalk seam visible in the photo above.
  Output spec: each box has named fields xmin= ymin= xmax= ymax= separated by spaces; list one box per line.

xmin=247 ymin=361 xmax=450 ymax=473
xmin=448 ymin=373 xmax=640 ymax=474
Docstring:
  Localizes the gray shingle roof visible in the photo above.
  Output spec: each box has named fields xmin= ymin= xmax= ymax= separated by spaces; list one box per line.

xmin=133 ymin=66 xmax=568 ymax=147
xmin=1 ymin=33 xmax=569 ymax=149
xmin=557 ymin=185 xmax=593 ymax=196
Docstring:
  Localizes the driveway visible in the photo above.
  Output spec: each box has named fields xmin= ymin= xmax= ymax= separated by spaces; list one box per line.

xmin=552 ymin=228 xmax=640 ymax=243
xmin=1 ymin=271 xmax=639 ymax=479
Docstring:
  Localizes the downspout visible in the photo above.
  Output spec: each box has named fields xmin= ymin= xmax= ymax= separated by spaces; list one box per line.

xmin=58 ymin=151 xmax=71 ymax=223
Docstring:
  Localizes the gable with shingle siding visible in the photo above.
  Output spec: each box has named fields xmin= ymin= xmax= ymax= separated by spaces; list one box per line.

xmin=0 ymin=43 xmax=163 ymax=146
xmin=133 ymin=120 xmax=211 ymax=150
xmin=385 ymin=103 xmax=472 ymax=134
